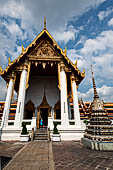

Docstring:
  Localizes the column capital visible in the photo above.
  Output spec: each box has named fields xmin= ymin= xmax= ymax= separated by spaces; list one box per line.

xmin=23 ymin=59 xmax=30 ymax=71
xmin=7 ymin=72 xmax=16 ymax=85
xmin=11 ymin=71 xmax=16 ymax=81
xmin=23 ymin=63 xmax=28 ymax=71
xmin=71 ymin=73 xmax=78 ymax=83
xmin=60 ymin=62 xmax=65 ymax=72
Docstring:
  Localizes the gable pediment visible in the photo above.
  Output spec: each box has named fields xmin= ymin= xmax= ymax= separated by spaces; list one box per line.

xmin=29 ymin=40 xmax=61 ymax=59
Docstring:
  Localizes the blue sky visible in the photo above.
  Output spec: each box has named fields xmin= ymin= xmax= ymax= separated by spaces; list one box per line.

xmin=0 ymin=0 xmax=113 ymax=102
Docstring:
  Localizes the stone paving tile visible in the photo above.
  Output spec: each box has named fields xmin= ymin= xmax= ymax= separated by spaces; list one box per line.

xmin=53 ymin=141 xmax=113 ymax=170
xmin=0 ymin=142 xmax=24 ymax=157
xmin=0 ymin=141 xmax=24 ymax=169
xmin=3 ymin=141 xmax=54 ymax=170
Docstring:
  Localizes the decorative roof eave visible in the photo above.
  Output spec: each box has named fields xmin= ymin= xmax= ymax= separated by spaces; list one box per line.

xmin=0 ymin=28 xmax=85 ymax=80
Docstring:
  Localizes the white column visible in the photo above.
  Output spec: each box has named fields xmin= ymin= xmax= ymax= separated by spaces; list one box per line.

xmin=1 ymin=78 xmax=14 ymax=128
xmin=71 ymin=75 xmax=81 ymax=128
xmin=14 ymin=68 xmax=27 ymax=128
xmin=60 ymin=62 xmax=69 ymax=126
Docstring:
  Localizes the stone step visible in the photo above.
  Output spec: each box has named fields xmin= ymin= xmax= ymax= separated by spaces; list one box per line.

xmin=34 ymin=128 xmax=49 ymax=141
xmin=34 ymin=136 xmax=48 ymax=141
xmin=35 ymin=133 xmax=48 ymax=136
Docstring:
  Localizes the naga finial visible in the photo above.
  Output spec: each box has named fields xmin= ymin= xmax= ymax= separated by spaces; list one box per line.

xmin=44 ymin=16 xmax=46 ymax=29
xmin=22 ymin=44 xmax=24 ymax=54
xmin=8 ymin=57 xmax=11 ymax=65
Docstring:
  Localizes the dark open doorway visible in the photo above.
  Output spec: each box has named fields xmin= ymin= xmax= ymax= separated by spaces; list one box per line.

xmin=40 ymin=108 xmax=48 ymax=126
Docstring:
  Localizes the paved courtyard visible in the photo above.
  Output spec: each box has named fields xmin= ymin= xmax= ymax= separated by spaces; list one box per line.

xmin=0 ymin=141 xmax=24 ymax=158
xmin=0 ymin=141 xmax=24 ymax=169
xmin=53 ymin=141 xmax=113 ymax=170
xmin=1 ymin=141 xmax=113 ymax=170
xmin=3 ymin=141 xmax=54 ymax=170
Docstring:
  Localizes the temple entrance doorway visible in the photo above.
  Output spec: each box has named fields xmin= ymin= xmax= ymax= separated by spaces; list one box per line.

xmin=37 ymin=92 xmax=51 ymax=128
xmin=40 ymin=108 xmax=48 ymax=127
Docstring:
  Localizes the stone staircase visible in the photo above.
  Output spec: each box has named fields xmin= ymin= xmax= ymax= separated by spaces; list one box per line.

xmin=34 ymin=127 xmax=49 ymax=141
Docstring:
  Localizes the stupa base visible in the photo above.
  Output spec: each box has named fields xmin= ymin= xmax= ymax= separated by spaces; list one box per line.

xmin=81 ymin=138 xmax=113 ymax=151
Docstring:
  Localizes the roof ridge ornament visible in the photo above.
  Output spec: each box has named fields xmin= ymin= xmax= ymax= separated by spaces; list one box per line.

xmin=91 ymin=64 xmax=99 ymax=99
xmin=75 ymin=60 xmax=77 ymax=67
xmin=0 ymin=66 xmax=3 ymax=73
xmin=44 ymin=16 xmax=46 ymax=29
xmin=8 ymin=57 xmax=11 ymax=65
xmin=64 ymin=47 xmax=67 ymax=56
xmin=22 ymin=44 xmax=24 ymax=54
xmin=81 ymin=68 xmax=85 ymax=76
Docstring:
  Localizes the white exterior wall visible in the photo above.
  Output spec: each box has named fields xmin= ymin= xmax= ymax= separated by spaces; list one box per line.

xmin=25 ymin=76 xmax=60 ymax=109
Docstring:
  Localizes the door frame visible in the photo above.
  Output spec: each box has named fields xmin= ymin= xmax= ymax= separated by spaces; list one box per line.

xmin=37 ymin=94 xmax=51 ymax=128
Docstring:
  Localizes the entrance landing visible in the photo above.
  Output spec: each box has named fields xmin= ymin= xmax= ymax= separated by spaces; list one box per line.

xmin=4 ymin=141 xmax=54 ymax=170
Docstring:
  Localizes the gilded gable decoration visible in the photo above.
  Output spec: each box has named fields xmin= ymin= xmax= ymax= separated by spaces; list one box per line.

xmin=30 ymin=40 xmax=59 ymax=58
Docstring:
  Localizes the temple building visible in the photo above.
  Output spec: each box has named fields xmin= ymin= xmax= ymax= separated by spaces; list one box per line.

xmin=0 ymin=19 xmax=85 ymax=141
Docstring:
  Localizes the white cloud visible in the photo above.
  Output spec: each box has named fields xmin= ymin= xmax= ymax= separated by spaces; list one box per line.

xmin=75 ymin=36 xmax=86 ymax=47
xmin=53 ymin=29 xmax=77 ymax=44
xmin=73 ymin=28 xmax=113 ymax=102
xmin=3 ymin=21 xmax=23 ymax=37
xmin=98 ymin=7 xmax=113 ymax=20
xmin=12 ymin=46 xmax=22 ymax=60
xmin=92 ymin=53 xmax=113 ymax=79
xmin=78 ymin=85 xmax=113 ymax=102
xmin=80 ymin=30 xmax=113 ymax=56
xmin=108 ymin=18 xmax=113 ymax=26
xmin=67 ymin=49 xmax=87 ymax=70
xmin=0 ymin=0 xmax=105 ymax=33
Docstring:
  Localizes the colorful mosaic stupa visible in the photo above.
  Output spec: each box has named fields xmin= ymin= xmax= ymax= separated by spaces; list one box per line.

xmin=82 ymin=66 xmax=113 ymax=150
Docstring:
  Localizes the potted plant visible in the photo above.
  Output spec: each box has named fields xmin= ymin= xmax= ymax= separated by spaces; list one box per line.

xmin=52 ymin=122 xmax=61 ymax=142
xmin=20 ymin=122 xmax=30 ymax=142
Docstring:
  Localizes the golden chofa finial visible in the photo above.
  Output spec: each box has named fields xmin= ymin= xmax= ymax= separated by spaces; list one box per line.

xmin=44 ymin=16 xmax=46 ymax=29
xmin=75 ymin=60 xmax=77 ymax=67
xmin=81 ymin=68 xmax=85 ymax=77
xmin=64 ymin=47 xmax=67 ymax=56
xmin=8 ymin=57 xmax=11 ymax=65
xmin=22 ymin=44 xmax=24 ymax=54
xmin=0 ymin=66 xmax=3 ymax=72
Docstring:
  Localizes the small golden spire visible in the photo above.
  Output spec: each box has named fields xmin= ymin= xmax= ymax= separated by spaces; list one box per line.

xmin=44 ymin=16 xmax=46 ymax=29
xmin=64 ymin=47 xmax=67 ymax=56
xmin=22 ymin=44 xmax=24 ymax=54
xmin=8 ymin=57 xmax=11 ymax=65
xmin=82 ymin=68 xmax=85 ymax=75
xmin=75 ymin=60 xmax=77 ymax=67
xmin=0 ymin=66 xmax=3 ymax=72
